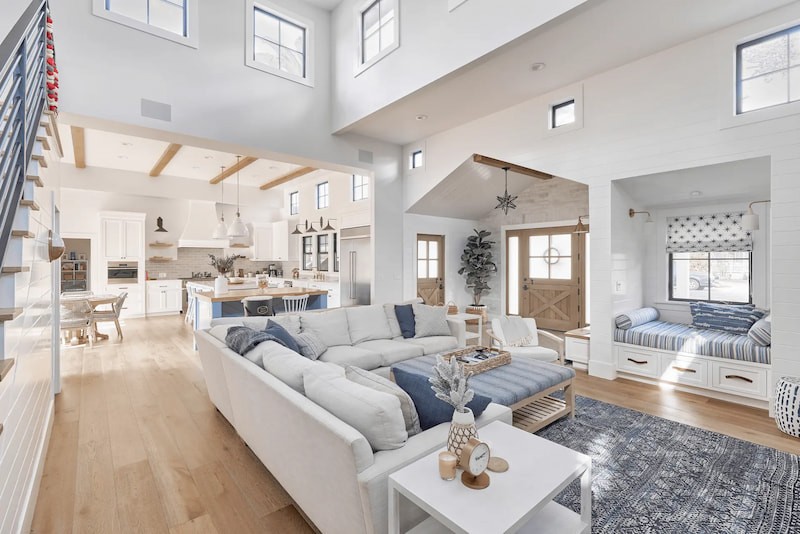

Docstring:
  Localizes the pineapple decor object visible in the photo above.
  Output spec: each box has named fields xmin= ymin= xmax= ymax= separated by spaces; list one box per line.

xmin=429 ymin=355 xmax=477 ymax=461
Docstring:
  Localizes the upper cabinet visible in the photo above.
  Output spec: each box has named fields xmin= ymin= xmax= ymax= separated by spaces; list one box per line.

xmin=252 ymin=220 xmax=299 ymax=261
xmin=101 ymin=214 xmax=145 ymax=260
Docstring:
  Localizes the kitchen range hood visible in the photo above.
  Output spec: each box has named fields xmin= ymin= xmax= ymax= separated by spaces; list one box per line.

xmin=178 ymin=201 xmax=231 ymax=248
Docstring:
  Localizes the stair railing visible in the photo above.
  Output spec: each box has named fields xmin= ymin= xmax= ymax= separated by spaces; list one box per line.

xmin=0 ymin=0 xmax=47 ymax=268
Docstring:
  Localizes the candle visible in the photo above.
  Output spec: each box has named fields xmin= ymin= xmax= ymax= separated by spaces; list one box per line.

xmin=438 ymin=451 xmax=458 ymax=480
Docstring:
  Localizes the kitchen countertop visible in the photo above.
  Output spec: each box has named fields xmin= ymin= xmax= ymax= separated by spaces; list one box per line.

xmin=194 ymin=286 xmax=328 ymax=303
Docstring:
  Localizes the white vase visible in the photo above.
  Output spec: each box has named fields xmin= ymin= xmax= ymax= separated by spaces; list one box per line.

xmin=447 ymin=407 xmax=477 ymax=462
xmin=214 ymin=275 xmax=228 ymax=295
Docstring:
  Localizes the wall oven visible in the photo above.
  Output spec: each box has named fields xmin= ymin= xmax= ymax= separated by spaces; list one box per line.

xmin=107 ymin=261 xmax=138 ymax=284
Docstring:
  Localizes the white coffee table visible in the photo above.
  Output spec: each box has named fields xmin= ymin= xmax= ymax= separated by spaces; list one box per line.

xmin=388 ymin=421 xmax=591 ymax=534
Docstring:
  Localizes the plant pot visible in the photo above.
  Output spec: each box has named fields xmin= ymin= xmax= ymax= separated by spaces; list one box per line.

xmin=214 ymin=275 xmax=228 ymax=295
xmin=447 ymin=407 xmax=477 ymax=462
xmin=465 ymin=304 xmax=488 ymax=323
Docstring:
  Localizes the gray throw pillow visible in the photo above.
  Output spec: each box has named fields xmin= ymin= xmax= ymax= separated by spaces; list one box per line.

xmin=294 ymin=331 xmax=328 ymax=360
xmin=411 ymin=303 xmax=451 ymax=338
xmin=345 ymin=366 xmax=421 ymax=436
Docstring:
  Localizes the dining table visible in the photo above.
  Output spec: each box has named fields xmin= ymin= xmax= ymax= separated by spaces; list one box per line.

xmin=61 ymin=292 xmax=120 ymax=342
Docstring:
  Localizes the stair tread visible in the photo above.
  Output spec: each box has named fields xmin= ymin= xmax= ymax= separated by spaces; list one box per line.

xmin=31 ymin=154 xmax=47 ymax=168
xmin=1 ymin=266 xmax=30 ymax=274
xmin=35 ymin=135 xmax=50 ymax=151
xmin=20 ymin=199 xmax=39 ymax=210
xmin=0 ymin=359 xmax=15 ymax=382
xmin=26 ymin=174 xmax=43 ymax=187
xmin=11 ymin=230 xmax=34 ymax=238
xmin=0 ymin=308 xmax=22 ymax=322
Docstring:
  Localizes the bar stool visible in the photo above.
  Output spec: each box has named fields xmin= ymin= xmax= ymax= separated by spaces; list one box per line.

xmin=185 ymin=284 xmax=198 ymax=324
xmin=242 ymin=295 xmax=274 ymax=316
xmin=282 ymin=294 xmax=308 ymax=313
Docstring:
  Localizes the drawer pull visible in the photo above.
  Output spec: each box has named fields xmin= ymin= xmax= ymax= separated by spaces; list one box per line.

xmin=724 ymin=374 xmax=753 ymax=384
xmin=672 ymin=366 xmax=697 ymax=374
xmin=627 ymin=358 xmax=648 ymax=365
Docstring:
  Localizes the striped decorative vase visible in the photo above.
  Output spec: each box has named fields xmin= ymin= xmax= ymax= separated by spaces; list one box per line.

xmin=447 ymin=408 xmax=477 ymax=463
xmin=775 ymin=377 xmax=800 ymax=438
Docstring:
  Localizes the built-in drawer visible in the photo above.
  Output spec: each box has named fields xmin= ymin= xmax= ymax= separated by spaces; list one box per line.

xmin=617 ymin=347 xmax=660 ymax=378
xmin=711 ymin=362 xmax=768 ymax=399
xmin=659 ymin=356 xmax=708 ymax=388
xmin=566 ymin=337 xmax=589 ymax=364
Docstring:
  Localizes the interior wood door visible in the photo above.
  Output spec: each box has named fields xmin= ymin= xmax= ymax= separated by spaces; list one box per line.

xmin=416 ymin=234 xmax=445 ymax=305
xmin=507 ymin=226 xmax=586 ymax=331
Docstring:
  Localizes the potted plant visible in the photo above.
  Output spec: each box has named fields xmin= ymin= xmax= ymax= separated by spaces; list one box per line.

xmin=429 ymin=355 xmax=477 ymax=460
xmin=457 ymin=229 xmax=497 ymax=318
xmin=209 ymin=253 xmax=243 ymax=294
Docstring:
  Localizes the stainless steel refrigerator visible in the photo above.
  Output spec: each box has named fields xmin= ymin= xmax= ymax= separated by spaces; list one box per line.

xmin=339 ymin=227 xmax=371 ymax=307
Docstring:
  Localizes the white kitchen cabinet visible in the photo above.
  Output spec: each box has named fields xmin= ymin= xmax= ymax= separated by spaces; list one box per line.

xmin=252 ymin=225 xmax=274 ymax=261
xmin=308 ymin=281 xmax=340 ymax=308
xmin=105 ymin=283 xmax=145 ymax=318
xmin=146 ymin=280 xmax=182 ymax=315
xmin=101 ymin=214 xmax=145 ymax=260
xmin=271 ymin=220 xmax=298 ymax=261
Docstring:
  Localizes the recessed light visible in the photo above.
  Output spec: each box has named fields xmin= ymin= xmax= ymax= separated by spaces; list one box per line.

xmin=415 ymin=114 xmax=428 ymax=121
xmin=191 ymin=165 xmax=200 ymax=170
xmin=530 ymin=62 xmax=546 ymax=72
xmin=121 ymin=141 xmax=133 ymax=147
xmin=204 ymin=155 xmax=214 ymax=160
xmin=269 ymin=165 xmax=278 ymax=170
xmin=690 ymin=190 xmax=702 ymax=197
xmin=117 ymin=155 xmax=128 ymax=159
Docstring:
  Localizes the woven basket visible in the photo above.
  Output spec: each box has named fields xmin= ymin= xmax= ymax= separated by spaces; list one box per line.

xmin=446 ymin=301 xmax=458 ymax=315
xmin=442 ymin=346 xmax=511 ymax=375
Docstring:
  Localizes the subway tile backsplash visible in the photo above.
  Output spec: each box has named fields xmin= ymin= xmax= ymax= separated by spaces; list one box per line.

xmin=145 ymin=248 xmax=295 ymax=279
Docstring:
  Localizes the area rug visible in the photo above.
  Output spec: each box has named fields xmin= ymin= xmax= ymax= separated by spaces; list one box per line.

xmin=536 ymin=396 xmax=800 ymax=533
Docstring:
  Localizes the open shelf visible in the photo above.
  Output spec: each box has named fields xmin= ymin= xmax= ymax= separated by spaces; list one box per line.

xmin=148 ymin=242 xmax=174 ymax=248
xmin=148 ymin=256 xmax=174 ymax=262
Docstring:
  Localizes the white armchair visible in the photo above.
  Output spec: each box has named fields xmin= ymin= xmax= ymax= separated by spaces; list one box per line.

xmin=488 ymin=317 xmax=564 ymax=364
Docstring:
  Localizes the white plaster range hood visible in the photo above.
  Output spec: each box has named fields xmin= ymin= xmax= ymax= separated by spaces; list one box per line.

xmin=178 ymin=201 xmax=230 ymax=248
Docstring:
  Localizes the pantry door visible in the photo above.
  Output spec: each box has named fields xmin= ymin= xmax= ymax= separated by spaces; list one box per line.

xmin=416 ymin=234 xmax=445 ymax=305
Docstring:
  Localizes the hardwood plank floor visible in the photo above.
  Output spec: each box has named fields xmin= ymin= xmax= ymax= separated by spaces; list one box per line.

xmin=31 ymin=316 xmax=798 ymax=534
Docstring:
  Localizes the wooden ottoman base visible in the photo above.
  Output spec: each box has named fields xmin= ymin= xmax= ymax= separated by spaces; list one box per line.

xmin=510 ymin=379 xmax=575 ymax=433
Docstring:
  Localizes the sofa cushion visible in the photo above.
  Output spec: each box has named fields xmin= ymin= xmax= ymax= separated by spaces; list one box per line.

xmin=690 ymin=302 xmax=766 ymax=335
xmin=394 ymin=304 xmax=416 ymax=339
xmin=265 ymin=320 xmax=301 ymax=354
xmin=294 ymin=331 xmax=328 ymax=360
xmin=208 ymin=324 xmax=233 ymax=343
xmin=412 ymin=303 xmax=451 ymax=338
xmin=301 ymin=308 xmax=352 ymax=347
xmin=268 ymin=314 xmax=301 ymax=335
xmin=504 ymin=345 xmax=559 ymax=362
xmin=384 ymin=304 xmax=402 ymax=338
xmin=262 ymin=346 xmax=318 ymax=394
xmin=405 ymin=336 xmax=459 ymax=354
xmin=304 ymin=366 xmax=408 ymax=451
xmin=346 ymin=305 xmax=394 ymax=344
xmin=319 ymin=345 xmax=382 ymax=370
xmin=748 ymin=317 xmax=771 ymax=346
xmin=391 ymin=367 xmax=492 ymax=431
xmin=355 ymin=339 xmax=424 ymax=366
xmin=345 ymin=366 xmax=421 ymax=437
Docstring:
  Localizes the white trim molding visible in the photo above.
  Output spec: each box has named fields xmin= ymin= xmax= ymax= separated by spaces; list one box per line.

xmin=91 ymin=0 xmax=199 ymax=48
xmin=354 ymin=0 xmax=400 ymax=77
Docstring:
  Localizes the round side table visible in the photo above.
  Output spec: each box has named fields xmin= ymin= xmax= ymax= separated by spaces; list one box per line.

xmin=775 ymin=377 xmax=800 ymax=438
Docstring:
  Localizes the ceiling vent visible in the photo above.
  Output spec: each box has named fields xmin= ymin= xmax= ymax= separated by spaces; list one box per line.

xmin=141 ymin=98 xmax=172 ymax=122
xmin=358 ymin=149 xmax=373 ymax=164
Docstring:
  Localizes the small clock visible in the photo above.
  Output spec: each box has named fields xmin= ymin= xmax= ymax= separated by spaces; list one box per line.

xmin=459 ymin=437 xmax=491 ymax=490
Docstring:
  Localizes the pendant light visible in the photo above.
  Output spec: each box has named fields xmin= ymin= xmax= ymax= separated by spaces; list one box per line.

xmin=212 ymin=166 xmax=228 ymax=239
xmin=227 ymin=155 xmax=249 ymax=238
xmin=494 ymin=166 xmax=518 ymax=215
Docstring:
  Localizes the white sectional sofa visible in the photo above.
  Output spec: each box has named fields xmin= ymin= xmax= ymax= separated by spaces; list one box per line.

xmin=194 ymin=305 xmax=512 ymax=534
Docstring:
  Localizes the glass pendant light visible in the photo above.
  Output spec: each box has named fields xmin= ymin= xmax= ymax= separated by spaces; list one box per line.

xmin=227 ymin=155 xmax=249 ymax=238
xmin=212 ymin=166 xmax=228 ymax=239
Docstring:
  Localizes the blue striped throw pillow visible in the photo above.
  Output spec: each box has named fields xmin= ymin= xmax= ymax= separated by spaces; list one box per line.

xmin=690 ymin=302 xmax=766 ymax=335
xmin=748 ymin=317 xmax=771 ymax=346
xmin=615 ymin=307 xmax=660 ymax=329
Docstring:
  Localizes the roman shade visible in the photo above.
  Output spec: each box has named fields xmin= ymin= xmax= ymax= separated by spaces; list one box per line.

xmin=666 ymin=212 xmax=752 ymax=253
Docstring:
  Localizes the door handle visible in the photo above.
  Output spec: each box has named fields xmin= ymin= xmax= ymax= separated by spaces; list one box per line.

xmin=349 ymin=251 xmax=356 ymax=300
xmin=523 ymin=285 xmax=528 ymax=290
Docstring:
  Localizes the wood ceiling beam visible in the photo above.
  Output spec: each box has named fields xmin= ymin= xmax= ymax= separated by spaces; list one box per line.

xmin=71 ymin=126 xmax=86 ymax=169
xmin=472 ymin=154 xmax=553 ymax=180
xmin=209 ymin=156 xmax=258 ymax=184
xmin=259 ymin=166 xmax=316 ymax=191
xmin=149 ymin=143 xmax=182 ymax=177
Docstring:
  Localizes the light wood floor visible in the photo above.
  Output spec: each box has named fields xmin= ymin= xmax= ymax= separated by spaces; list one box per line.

xmin=32 ymin=316 xmax=799 ymax=534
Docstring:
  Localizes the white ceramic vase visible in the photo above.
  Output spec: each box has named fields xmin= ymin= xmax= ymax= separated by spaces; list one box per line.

xmin=214 ymin=275 xmax=228 ymax=295
xmin=447 ymin=407 xmax=477 ymax=462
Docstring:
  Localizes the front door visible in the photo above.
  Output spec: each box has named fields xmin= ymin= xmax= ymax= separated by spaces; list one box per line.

xmin=506 ymin=226 xmax=586 ymax=331
xmin=416 ymin=234 xmax=444 ymax=305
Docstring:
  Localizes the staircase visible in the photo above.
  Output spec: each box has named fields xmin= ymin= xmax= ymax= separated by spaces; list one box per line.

xmin=0 ymin=1 xmax=65 ymax=532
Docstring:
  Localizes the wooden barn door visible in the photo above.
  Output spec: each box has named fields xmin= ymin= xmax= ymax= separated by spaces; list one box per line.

xmin=416 ymin=234 xmax=445 ymax=305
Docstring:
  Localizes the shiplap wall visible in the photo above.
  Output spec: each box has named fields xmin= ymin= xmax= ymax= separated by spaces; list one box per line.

xmin=401 ymin=3 xmax=800 ymax=390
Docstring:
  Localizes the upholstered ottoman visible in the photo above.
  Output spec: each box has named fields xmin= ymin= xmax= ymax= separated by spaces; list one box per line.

xmin=392 ymin=354 xmax=576 ymax=433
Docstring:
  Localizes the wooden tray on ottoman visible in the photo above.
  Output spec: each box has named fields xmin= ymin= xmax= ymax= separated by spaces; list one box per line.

xmin=442 ymin=346 xmax=511 ymax=375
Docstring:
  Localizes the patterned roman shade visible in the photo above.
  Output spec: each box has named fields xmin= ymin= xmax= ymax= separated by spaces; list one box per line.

xmin=666 ymin=212 xmax=752 ymax=253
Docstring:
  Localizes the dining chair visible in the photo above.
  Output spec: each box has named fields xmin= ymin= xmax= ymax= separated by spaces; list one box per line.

xmin=60 ymin=300 xmax=95 ymax=346
xmin=282 ymin=294 xmax=308 ymax=313
xmin=242 ymin=296 xmax=274 ymax=316
xmin=93 ymin=292 xmax=128 ymax=340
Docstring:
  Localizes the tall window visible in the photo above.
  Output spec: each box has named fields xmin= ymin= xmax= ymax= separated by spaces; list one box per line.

xmin=93 ymin=0 xmax=196 ymax=46
xmin=352 ymin=175 xmax=369 ymax=201
xmin=246 ymin=2 xmax=312 ymax=86
xmin=551 ymin=99 xmax=575 ymax=128
xmin=302 ymin=236 xmax=313 ymax=270
xmin=736 ymin=24 xmax=800 ymax=114
xmin=667 ymin=212 xmax=753 ymax=304
xmin=360 ymin=0 xmax=398 ymax=66
xmin=317 ymin=234 xmax=329 ymax=271
xmin=289 ymin=191 xmax=299 ymax=215
xmin=410 ymin=150 xmax=423 ymax=169
xmin=316 ymin=181 xmax=329 ymax=209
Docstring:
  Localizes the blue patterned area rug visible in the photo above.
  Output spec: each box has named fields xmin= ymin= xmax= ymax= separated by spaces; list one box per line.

xmin=536 ymin=396 xmax=800 ymax=533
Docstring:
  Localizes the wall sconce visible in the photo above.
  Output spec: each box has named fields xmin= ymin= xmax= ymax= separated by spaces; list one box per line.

xmin=291 ymin=217 xmax=337 ymax=234
xmin=572 ymin=215 xmax=589 ymax=234
xmin=48 ymin=230 xmax=65 ymax=262
xmin=629 ymin=209 xmax=653 ymax=224
xmin=291 ymin=223 xmax=303 ymax=235
xmin=742 ymin=200 xmax=770 ymax=231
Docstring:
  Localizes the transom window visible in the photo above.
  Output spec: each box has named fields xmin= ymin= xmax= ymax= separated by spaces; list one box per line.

xmin=528 ymin=234 xmax=572 ymax=280
xmin=254 ymin=7 xmax=306 ymax=78
xmin=736 ymin=24 xmax=800 ymax=114
xmin=352 ymin=175 xmax=369 ymax=201
xmin=316 ymin=182 xmax=329 ymax=209
xmin=360 ymin=0 xmax=398 ymax=66
xmin=551 ymin=99 xmax=575 ymax=128
xmin=93 ymin=0 xmax=196 ymax=46
xmin=410 ymin=150 xmax=423 ymax=169
xmin=289 ymin=191 xmax=299 ymax=215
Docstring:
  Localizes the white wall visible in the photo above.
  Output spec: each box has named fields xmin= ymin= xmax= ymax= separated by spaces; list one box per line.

xmin=0 ymin=0 xmax=33 ymax=42
xmin=609 ymin=182 xmax=646 ymax=316
xmin=283 ymin=169 xmax=370 ymax=228
xmin=330 ymin=0 xmax=586 ymax=131
xmin=399 ymin=2 xmax=800 ymax=392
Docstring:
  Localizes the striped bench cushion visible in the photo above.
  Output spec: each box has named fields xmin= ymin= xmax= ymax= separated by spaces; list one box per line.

xmin=614 ymin=320 xmax=770 ymax=364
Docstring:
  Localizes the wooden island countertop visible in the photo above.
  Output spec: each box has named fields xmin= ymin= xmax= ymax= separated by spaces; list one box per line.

xmin=194 ymin=286 xmax=328 ymax=303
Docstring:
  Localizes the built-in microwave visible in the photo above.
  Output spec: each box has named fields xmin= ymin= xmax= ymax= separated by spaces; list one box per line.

xmin=107 ymin=261 xmax=138 ymax=284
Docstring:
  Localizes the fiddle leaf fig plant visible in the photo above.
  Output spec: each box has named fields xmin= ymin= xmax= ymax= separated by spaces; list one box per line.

xmin=457 ymin=229 xmax=497 ymax=306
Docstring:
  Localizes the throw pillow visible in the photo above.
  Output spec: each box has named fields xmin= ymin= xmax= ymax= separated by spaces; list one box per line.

xmin=384 ymin=303 xmax=402 ymax=338
xmin=265 ymin=320 xmax=301 ymax=354
xmin=294 ymin=331 xmax=328 ymax=360
xmin=300 ymin=309 xmax=353 ymax=347
xmin=615 ymin=307 xmax=660 ymax=329
xmin=346 ymin=305 xmax=394 ymax=344
xmin=345 ymin=366 xmax=421 ymax=436
xmin=304 ymin=367 xmax=408 ymax=451
xmin=690 ymin=302 xmax=765 ymax=335
xmin=412 ymin=303 xmax=451 ymax=338
xmin=391 ymin=367 xmax=492 ymax=431
xmin=394 ymin=304 xmax=416 ymax=339
xmin=267 ymin=314 xmax=301 ymax=335
xmin=748 ymin=317 xmax=771 ymax=346
xmin=207 ymin=324 xmax=233 ymax=343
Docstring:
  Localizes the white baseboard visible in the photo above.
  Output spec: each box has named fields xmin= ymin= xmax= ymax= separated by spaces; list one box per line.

xmin=19 ymin=397 xmax=54 ymax=534
xmin=588 ymin=359 xmax=617 ymax=380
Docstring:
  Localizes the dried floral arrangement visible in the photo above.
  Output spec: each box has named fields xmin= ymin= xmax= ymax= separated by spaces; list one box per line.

xmin=429 ymin=354 xmax=474 ymax=413
xmin=208 ymin=253 xmax=244 ymax=275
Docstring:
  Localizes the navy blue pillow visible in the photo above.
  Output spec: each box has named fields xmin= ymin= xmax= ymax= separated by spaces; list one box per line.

xmin=264 ymin=320 xmax=301 ymax=354
xmin=392 ymin=367 xmax=492 ymax=430
xmin=394 ymin=304 xmax=416 ymax=339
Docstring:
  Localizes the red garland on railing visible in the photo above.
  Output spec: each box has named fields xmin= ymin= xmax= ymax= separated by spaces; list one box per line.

xmin=45 ymin=14 xmax=58 ymax=114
